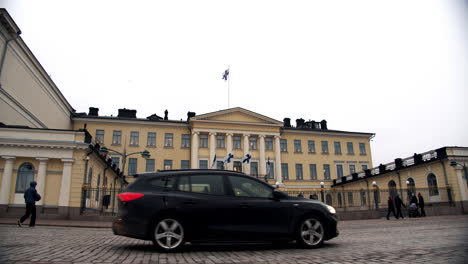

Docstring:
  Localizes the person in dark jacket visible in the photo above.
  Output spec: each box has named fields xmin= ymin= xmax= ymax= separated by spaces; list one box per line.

xmin=394 ymin=194 xmax=405 ymax=219
xmin=386 ymin=196 xmax=398 ymax=220
xmin=18 ymin=181 xmax=41 ymax=227
xmin=418 ymin=193 xmax=426 ymax=217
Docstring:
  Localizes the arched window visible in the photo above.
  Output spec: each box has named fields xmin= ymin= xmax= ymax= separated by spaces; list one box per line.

xmin=406 ymin=177 xmax=416 ymax=201
xmin=427 ymin=173 xmax=439 ymax=196
xmin=337 ymin=193 xmax=343 ymax=207
xmin=15 ymin=163 xmax=35 ymax=193
xmin=326 ymin=194 xmax=332 ymax=205
xmin=360 ymin=189 xmax=367 ymax=206
xmin=388 ymin=180 xmax=398 ymax=198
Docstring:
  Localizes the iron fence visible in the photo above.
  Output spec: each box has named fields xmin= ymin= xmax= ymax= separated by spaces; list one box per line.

xmin=281 ymin=187 xmax=454 ymax=211
xmin=80 ymin=185 xmax=123 ymax=215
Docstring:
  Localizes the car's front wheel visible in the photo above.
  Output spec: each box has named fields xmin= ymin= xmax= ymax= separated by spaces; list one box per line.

xmin=296 ymin=216 xmax=325 ymax=249
xmin=152 ymin=218 xmax=185 ymax=252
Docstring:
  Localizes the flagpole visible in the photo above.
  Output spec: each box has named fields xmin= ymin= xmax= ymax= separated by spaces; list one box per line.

xmin=228 ymin=65 xmax=230 ymax=109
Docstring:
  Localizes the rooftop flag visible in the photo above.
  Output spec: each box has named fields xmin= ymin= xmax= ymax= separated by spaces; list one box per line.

xmin=222 ymin=68 xmax=229 ymax=81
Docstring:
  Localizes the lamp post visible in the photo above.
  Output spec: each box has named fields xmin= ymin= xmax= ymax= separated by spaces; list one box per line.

xmin=100 ymin=146 xmax=151 ymax=188
xmin=320 ymin=181 xmax=325 ymax=202
xmin=372 ymin=181 xmax=379 ymax=210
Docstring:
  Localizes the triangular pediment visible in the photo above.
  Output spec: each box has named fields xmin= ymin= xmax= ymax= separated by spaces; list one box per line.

xmin=191 ymin=107 xmax=283 ymax=126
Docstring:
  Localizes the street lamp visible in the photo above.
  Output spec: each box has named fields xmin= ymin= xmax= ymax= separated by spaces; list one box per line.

xmin=372 ymin=181 xmax=379 ymax=210
xmin=320 ymin=181 xmax=325 ymax=202
xmin=100 ymin=146 xmax=151 ymax=187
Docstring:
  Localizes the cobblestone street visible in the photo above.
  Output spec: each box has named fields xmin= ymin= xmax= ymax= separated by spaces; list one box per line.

xmin=0 ymin=215 xmax=467 ymax=264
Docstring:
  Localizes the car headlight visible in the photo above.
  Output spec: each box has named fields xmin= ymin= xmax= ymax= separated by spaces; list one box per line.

xmin=326 ymin=205 xmax=336 ymax=215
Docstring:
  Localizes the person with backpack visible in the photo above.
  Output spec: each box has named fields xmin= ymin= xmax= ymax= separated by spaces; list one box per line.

xmin=18 ymin=181 xmax=41 ymax=227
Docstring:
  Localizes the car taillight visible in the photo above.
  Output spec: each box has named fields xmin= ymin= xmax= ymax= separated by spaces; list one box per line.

xmin=118 ymin=192 xmax=144 ymax=202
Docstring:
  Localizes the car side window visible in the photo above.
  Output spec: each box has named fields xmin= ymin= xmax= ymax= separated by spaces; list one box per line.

xmin=228 ymin=176 xmax=273 ymax=198
xmin=177 ymin=176 xmax=191 ymax=192
xmin=149 ymin=176 xmax=174 ymax=190
xmin=190 ymin=175 xmax=225 ymax=195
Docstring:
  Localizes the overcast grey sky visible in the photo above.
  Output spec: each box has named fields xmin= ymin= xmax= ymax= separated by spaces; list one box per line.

xmin=1 ymin=0 xmax=467 ymax=166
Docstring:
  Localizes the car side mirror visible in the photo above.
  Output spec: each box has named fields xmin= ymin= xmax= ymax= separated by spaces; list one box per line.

xmin=272 ymin=189 xmax=288 ymax=200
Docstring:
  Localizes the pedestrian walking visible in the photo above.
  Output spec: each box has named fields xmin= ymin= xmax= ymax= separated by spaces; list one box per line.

xmin=386 ymin=196 xmax=398 ymax=220
xmin=18 ymin=181 xmax=41 ymax=227
xmin=394 ymin=194 xmax=405 ymax=219
xmin=418 ymin=192 xmax=426 ymax=217
xmin=409 ymin=193 xmax=420 ymax=217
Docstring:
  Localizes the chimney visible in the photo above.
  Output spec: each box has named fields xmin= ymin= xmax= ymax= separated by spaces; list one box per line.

xmin=283 ymin=118 xmax=291 ymax=127
xmin=117 ymin=108 xmax=137 ymax=118
xmin=88 ymin=107 xmax=99 ymax=116
xmin=413 ymin=153 xmax=423 ymax=165
xmin=187 ymin=112 xmax=196 ymax=121
xmin=320 ymin=120 xmax=328 ymax=130
xmin=164 ymin=110 xmax=168 ymax=120
xmin=296 ymin=118 xmax=305 ymax=128
xmin=395 ymin=158 xmax=403 ymax=169
xmin=378 ymin=164 xmax=386 ymax=174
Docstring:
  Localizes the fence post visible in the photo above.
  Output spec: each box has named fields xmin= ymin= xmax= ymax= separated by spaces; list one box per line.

xmin=80 ymin=185 xmax=87 ymax=215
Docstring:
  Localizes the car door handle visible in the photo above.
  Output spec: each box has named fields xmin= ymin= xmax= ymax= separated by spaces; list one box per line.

xmin=238 ymin=203 xmax=250 ymax=208
xmin=184 ymin=199 xmax=197 ymax=205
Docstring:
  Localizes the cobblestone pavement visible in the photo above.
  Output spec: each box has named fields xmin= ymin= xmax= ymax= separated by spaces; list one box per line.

xmin=0 ymin=215 xmax=467 ymax=264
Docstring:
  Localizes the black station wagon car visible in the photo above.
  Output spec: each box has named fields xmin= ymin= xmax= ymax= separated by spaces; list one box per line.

xmin=112 ymin=170 xmax=338 ymax=251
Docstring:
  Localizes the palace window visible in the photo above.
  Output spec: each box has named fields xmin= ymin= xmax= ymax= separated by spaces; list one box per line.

xmin=347 ymin=142 xmax=354 ymax=155
xmin=15 ymin=163 xmax=34 ymax=193
xmin=181 ymin=160 xmax=190 ymax=169
xmin=112 ymin=130 xmax=122 ymax=145
xmin=199 ymin=134 xmax=208 ymax=148
xmin=359 ymin=143 xmax=366 ymax=155
xmin=146 ymin=159 xmax=155 ymax=172
xmin=249 ymin=137 xmax=257 ymax=150
xmin=199 ymin=160 xmax=208 ymax=169
xmin=216 ymin=135 xmax=225 ymax=148
xmin=280 ymin=139 xmax=287 ymax=152
xmin=336 ymin=164 xmax=344 ymax=178
xmin=334 ymin=142 xmax=341 ymax=154
xmin=308 ymin=140 xmax=316 ymax=153
xmin=349 ymin=164 xmax=356 ymax=174
xmin=310 ymin=164 xmax=317 ymax=180
xmin=130 ymin=131 xmax=139 ymax=146
xmin=296 ymin=164 xmax=303 ymax=180
xmin=164 ymin=160 xmax=173 ymax=170
xmin=111 ymin=157 xmax=120 ymax=169
xmin=181 ymin=134 xmax=190 ymax=148
xmin=427 ymin=173 xmax=439 ymax=196
xmin=250 ymin=162 xmax=258 ymax=176
xmin=233 ymin=136 xmax=242 ymax=149
xmin=361 ymin=164 xmax=368 ymax=171
xmin=321 ymin=141 xmax=329 ymax=154
xmin=281 ymin=163 xmax=289 ymax=180
xmin=128 ymin=158 xmax=137 ymax=176
xmin=294 ymin=140 xmax=302 ymax=153
xmin=267 ymin=162 xmax=275 ymax=179
xmin=95 ymin=129 xmax=104 ymax=143
xmin=147 ymin=132 xmax=156 ymax=147
xmin=323 ymin=164 xmax=331 ymax=180
xmin=265 ymin=137 xmax=273 ymax=151
xmin=164 ymin=133 xmax=173 ymax=148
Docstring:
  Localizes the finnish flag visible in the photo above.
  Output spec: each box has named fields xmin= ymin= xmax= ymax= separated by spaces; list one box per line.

xmin=242 ymin=154 xmax=252 ymax=164
xmin=223 ymin=153 xmax=234 ymax=164
xmin=210 ymin=154 xmax=217 ymax=169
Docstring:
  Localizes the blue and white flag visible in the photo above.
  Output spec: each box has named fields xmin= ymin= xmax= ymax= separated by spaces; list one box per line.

xmin=223 ymin=153 xmax=234 ymax=164
xmin=266 ymin=157 xmax=271 ymax=176
xmin=210 ymin=154 xmax=217 ymax=169
xmin=242 ymin=153 xmax=251 ymax=164
xmin=222 ymin=68 xmax=229 ymax=81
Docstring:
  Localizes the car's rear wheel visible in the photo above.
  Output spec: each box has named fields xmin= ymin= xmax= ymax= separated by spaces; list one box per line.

xmin=296 ymin=216 xmax=325 ymax=249
xmin=152 ymin=218 xmax=185 ymax=252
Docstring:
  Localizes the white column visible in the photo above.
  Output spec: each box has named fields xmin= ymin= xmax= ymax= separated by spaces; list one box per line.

xmin=274 ymin=135 xmax=282 ymax=184
xmin=0 ymin=156 xmax=16 ymax=205
xmin=209 ymin=132 xmax=217 ymax=169
xmin=259 ymin=135 xmax=266 ymax=176
xmin=59 ymin=159 xmax=74 ymax=207
xmin=243 ymin=134 xmax=250 ymax=175
xmin=455 ymin=166 xmax=468 ymax=201
xmin=191 ymin=131 xmax=200 ymax=169
xmin=35 ymin=158 xmax=48 ymax=206
xmin=226 ymin=133 xmax=233 ymax=170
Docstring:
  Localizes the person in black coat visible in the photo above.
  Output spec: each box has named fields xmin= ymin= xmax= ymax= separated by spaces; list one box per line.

xmin=386 ymin=196 xmax=398 ymax=220
xmin=18 ymin=181 xmax=41 ymax=227
xmin=418 ymin=193 xmax=426 ymax=217
xmin=394 ymin=194 xmax=405 ymax=219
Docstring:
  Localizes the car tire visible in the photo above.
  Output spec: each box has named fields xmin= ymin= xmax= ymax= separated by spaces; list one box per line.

xmin=296 ymin=216 xmax=326 ymax=249
xmin=151 ymin=217 xmax=185 ymax=252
